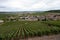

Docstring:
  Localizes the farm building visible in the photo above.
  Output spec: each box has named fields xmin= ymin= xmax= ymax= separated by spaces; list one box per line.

xmin=37 ymin=16 xmax=46 ymax=21
xmin=45 ymin=13 xmax=60 ymax=21
xmin=53 ymin=15 xmax=60 ymax=20
xmin=0 ymin=20 xmax=4 ymax=24
xmin=18 ymin=15 xmax=38 ymax=21
xmin=25 ymin=16 xmax=38 ymax=21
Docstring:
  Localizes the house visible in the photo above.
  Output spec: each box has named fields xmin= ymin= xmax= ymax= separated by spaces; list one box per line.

xmin=25 ymin=16 xmax=38 ymax=21
xmin=53 ymin=15 xmax=60 ymax=20
xmin=37 ymin=16 xmax=46 ymax=21
xmin=18 ymin=15 xmax=38 ymax=21
xmin=0 ymin=20 xmax=4 ymax=24
xmin=45 ymin=14 xmax=56 ymax=20
xmin=45 ymin=13 xmax=60 ymax=21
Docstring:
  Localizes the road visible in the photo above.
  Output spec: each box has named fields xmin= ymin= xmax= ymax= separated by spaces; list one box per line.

xmin=20 ymin=34 xmax=60 ymax=40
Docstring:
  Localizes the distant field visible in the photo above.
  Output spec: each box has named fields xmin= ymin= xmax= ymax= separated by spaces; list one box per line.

xmin=0 ymin=14 xmax=15 ymax=19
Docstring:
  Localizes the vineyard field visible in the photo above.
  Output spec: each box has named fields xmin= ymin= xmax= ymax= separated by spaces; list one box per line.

xmin=0 ymin=21 xmax=60 ymax=40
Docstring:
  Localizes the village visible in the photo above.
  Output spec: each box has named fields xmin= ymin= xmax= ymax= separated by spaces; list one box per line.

xmin=0 ymin=13 xmax=60 ymax=23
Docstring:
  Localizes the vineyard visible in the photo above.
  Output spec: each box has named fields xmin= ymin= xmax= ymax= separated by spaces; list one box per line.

xmin=0 ymin=21 xmax=60 ymax=40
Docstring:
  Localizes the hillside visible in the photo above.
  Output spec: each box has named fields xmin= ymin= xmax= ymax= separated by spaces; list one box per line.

xmin=46 ymin=10 xmax=60 ymax=13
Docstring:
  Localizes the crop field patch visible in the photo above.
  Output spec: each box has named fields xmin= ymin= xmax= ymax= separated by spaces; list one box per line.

xmin=0 ymin=21 xmax=60 ymax=40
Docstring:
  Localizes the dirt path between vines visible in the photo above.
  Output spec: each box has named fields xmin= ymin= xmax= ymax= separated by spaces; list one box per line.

xmin=20 ymin=34 xmax=60 ymax=40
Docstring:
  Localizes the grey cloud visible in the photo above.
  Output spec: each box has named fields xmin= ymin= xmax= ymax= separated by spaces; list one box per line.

xmin=0 ymin=0 xmax=60 ymax=11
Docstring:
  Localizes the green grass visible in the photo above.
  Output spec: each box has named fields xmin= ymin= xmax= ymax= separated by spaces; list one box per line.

xmin=42 ymin=21 xmax=60 ymax=27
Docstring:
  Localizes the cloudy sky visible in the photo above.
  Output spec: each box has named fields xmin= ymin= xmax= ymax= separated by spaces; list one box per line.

xmin=0 ymin=0 xmax=60 ymax=11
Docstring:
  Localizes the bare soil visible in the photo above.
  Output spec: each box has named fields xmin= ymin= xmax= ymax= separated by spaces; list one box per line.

xmin=19 ymin=34 xmax=60 ymax=40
